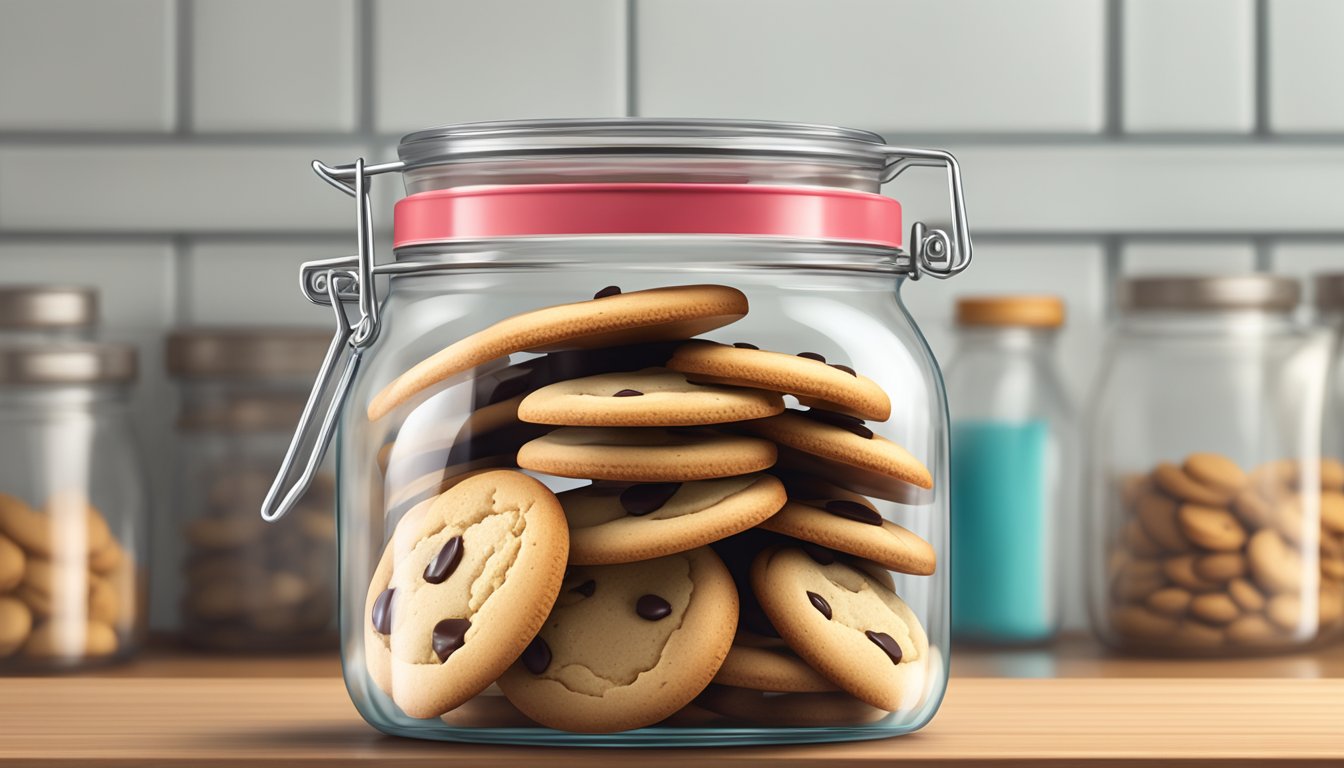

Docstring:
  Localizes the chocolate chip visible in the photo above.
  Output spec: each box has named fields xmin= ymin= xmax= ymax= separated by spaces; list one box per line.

xmin=432 ymin=618 xmax=471 ymax=662
xmin=594 ymin=286 xmax=621 ymax=299
xmin=522 ymin=636 xmax=552 ymax=674
xmin=423 ymin=536 xmax=464 ymax=584
xmin=803 ymin=409 xmax=873 ymax=439
xmin=797 ymin=352 xmax=826 ymax=363
xmin=824 ymin=499 xmax=882 ymax=526
xmin=831 ymin=364 xmax=857 ymax=377
xmin=613 ymin=389 xmax=643 ymax=397
xmin=570 ymin=579 xmax=596 ymax=597
xmin=620 ymin=482 xmax=682 ymax=516
xmin=802 ymin=542 xmax=836 ymax=565
xmin=733 ymin=342 xmax=759 ymax=350
xmin=371 ymin=588 xmax=394 ymax=634
xmin=806 ymin=591 xmax=832 ymax=620
xmin=866 ymin=630 xmax=904 ymax=665
xmin=636 ymin=594 xmax=672 ymax=621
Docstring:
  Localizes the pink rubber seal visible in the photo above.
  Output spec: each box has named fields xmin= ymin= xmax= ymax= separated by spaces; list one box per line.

xmin=392 ymin=183 xmax=902 ymax=249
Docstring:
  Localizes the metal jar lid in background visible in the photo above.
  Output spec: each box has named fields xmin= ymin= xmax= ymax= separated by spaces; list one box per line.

xmin=0 ymin=285 xmax=97 ymax=330
xmin=956 ymin=295 xmax=1065 ymax=328
xmin=166 ymin=329 xmax=330 ymax=380
xmin=1315 ymin=274 xmax=1344 ymax=311
xmin=0 ymin=343 xmax=137 ymax=385
xmin=1121 ymin=275 xmax=1301 ymax=312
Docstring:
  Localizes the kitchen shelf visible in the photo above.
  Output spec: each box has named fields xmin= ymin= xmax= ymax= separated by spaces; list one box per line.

xmin=2 ymin=636 xmax=1341 ymax=766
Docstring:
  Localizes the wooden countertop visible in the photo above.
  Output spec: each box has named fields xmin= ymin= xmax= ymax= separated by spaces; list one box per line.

xmin=2 ymin=637 xmax=1342 ymax=766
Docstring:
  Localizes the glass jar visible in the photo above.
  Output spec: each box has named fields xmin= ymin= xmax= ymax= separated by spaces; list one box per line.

xmin=166 ymin=329 xmax=336 ymax=652
xmin=1318 ymin=274 xmax=1344 ymax=461
xmin=1087 ymin=275 xmax=1342 ymax=655
xmin=0 ymin=285 xmax=97 ymax=342
xmin=0 ymin=342 xmax=146 ymax=670
xmin=945 ymin=296 xmax=1071 ymax=645
xmin=264 ymin=119 xmax=973 ymax=745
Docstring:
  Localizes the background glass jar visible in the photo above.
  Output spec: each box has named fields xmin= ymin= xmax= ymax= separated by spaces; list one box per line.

xmin=166 ymin=329 xmax=336 ymax=652
xmin=944 ymin=296 xmax=1071 ymax=646
xmin=1318 ymin=274 xmax=1344 ymax=461
xmin=0 ymin=342 xmax=145 ymax=669
xmin=1087 ymin=275 xmax=1341 ymax=655
xmin=0 ymin=285 xmax=97 ymax=342
xmin=264 ymin=119 xmax=971 ymax=745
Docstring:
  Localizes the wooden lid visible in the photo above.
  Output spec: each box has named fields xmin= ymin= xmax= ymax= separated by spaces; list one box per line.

xmin=955 ymin=295 xmax=1065 ymax=328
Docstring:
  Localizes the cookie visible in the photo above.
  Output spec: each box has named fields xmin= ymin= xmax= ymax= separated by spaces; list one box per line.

xmin=1188 ymin=592 xmax=1239 ymax=625
xmin=760 ymin=478 xmax=935 ymax=575
xmin=1134 ymin=491 xmax=1190 ymax=553
xmin=1247 ymin=528 xmax=1303 ymax=594
xmin=384 ymin=460 xmax=513 ymax=519
xmin=0 ymin=596 xmax=33 ymax=656
xmin=517 ymin=427 xmax=777 ymax=482
xmin=363 ymin=540 xmax=395 ymax=696
xmin=1176 ymin=504 xmax=1247 ymax=552
xmin=1153 ymin=462 xmax=1235 ymax=507
xmin=1145 ymin=587 xmax=1192 ymax=617
xmin=369 ymin=470 xmax=569 ymax=718
xmin=0 ymin=534 xmax=24 ymax=592
xmin=1182 ymin=453 xmax=1248 ymax=497
xmin=1109 ymin=604 xmax=1178 ymax=642
xmin=666 ymin=341 xmax=892 ymax=421
xmin=497 ymin=547 xmax=738 ymax=733
xmin=712 ymin=630 xmax=838 ymax=693
xmin=694 ymin=685 xmax=887 ymax=727
xmin=1192 ymin=552 xmax=1246 ymax=582
xmin=368 ymin=285 xmax=750 ymax=420
xmin=1162 ymin=555 xmax=1222 ymax=593
xmin=560 ymin=475 xmax=786 ymax=565
xmin=738 ymin=410 xmax=933 ymax=504
xmin=517 ymin=368 xmax=784 ymax=427
xmin=1227 ymin=577 xmax=1266 ymax=612
xmin=1226 ymin=613 xmax=1278 ymax=645
xmin=0 ymin=493 xmax=110 ymax=557
xmin=380 ymin=394 xmax=551 ymax=487
xmin=23 ymin=620 xmax=118 ymax=659
xmin=751 ymin=546 xmax=929 ymax=711
xmin=470 ymin=342 xmax=685 ymax=409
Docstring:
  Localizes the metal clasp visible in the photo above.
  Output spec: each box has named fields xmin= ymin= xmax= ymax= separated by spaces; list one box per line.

xmin=881 ymin=147 xmax=972 ymax=280
xmin=260 ymin=157 xmax=402 ymax=522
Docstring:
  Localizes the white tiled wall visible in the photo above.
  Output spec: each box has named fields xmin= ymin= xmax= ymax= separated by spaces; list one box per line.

xmin=2 ymin=0 xmax=1343 ymax=632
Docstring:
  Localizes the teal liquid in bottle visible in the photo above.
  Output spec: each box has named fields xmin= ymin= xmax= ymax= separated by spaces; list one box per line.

xmin=951 ymin=419 xmax=1054 ymax=644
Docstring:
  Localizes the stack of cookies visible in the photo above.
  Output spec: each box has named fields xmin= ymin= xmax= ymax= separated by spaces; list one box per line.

xmin=182 ymin=466 xmax=336 ymax=650
xmin=364 ymin=284 xmax=938 ymax=733
xmin=0 ymin=491 xmax=137 ymax=665
xmin=1108 ymin=453 xmax=1344 ymax=651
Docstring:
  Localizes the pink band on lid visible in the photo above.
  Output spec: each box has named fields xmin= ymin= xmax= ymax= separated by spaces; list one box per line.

xmin=392 ymin=183 xmax=902 ymax=249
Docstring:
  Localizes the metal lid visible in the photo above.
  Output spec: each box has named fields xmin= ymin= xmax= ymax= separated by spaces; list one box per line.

xmin=1122 ymin=275 xmax=1301 ymax=312
xmin=0 ymin=342 xmax=137 ymax=385
xmin=1315 ymin=274 xmax=1344 ymax=310
xmin=0 ymin=285 xmax=97 ymax=329
xmin=166 ymin=328 xmax=330 ymax=379
xmin=956 ymin=295 xmax=1065 ymax=328
xmin=397 ymin=118 xmax=892 ymax=170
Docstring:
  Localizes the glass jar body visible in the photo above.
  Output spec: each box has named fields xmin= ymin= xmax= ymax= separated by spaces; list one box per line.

xmin=335 ymin=236 xmax=950 ymax=745
xmin=945 ymin=328 xmax=1072 ymax=645
xmin=1086 ymin=311 xmax=1342 ymax=655
xmin=0 ymin=385 xmax=147 ymax=670
xmin=171 ymin=380 xmax=337 ymax=652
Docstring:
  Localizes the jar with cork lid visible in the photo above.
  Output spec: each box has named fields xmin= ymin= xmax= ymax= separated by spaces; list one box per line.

xmin=1086 ymin=275 xmax=1342 ymax=655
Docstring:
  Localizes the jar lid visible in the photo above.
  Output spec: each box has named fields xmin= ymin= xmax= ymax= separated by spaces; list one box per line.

xmin=956 ymin=295 xmax=1065 ymax=328
xmin=397 ymin=118 xmax=891 ymax=173
xmin=166 ymin=329 xmax=329 ymax=379
xmin=1315 ymin=274 xmax=1344 ymax=310
xmin=0 ymin=343 xmax=137 ymax=385
xmin=0 ymin=285 xmax=97 ymax=329
xmin=1122 ymin=275 xmax=1300 ymax=312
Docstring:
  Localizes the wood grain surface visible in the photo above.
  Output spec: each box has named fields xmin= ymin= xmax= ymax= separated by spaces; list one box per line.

xmin=1 ymin=675 xmax=1342 ymax=766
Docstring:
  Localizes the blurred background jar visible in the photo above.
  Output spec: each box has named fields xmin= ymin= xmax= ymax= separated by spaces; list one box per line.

xmin=0 ymin=285 xmax=97 ymax=342
xmin=166 ymin=329 xmax=336 ymax=652
xmin=1087 ymin=275 xmax=1342 ymax=655
xmin=0 ymin=339 xmax=146 ymax=670
xmin=1318 ymin=275 xmax=1344 ymax=462
xmin=945 ymin=296 xmax=1071 ymax=645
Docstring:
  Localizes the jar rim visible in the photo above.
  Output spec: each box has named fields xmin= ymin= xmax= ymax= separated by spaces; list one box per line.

xmin=1121 ymin=275 xmax=1300 ymax=312
xmin=0 ymin=285 xmax=98 ymax=329
xmin=0 ymin=342 xmax=137 ymax=385
xmin=166 ymin=328 xmax=330 ymax=380
xmin=397 ymin=118 xmax=891 ymax=171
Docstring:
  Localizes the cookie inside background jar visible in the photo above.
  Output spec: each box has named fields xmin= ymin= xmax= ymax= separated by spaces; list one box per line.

xmin=363 ymin=284 xmax=939 ymax=732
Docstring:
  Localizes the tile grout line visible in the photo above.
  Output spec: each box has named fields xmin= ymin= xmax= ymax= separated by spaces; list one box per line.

xmin=1255 ymin=0 xmax=1270 ymax=136
xmin=1105 ymin=0 xmax=1124 ymax=136
xmin=1102 ymin=235 xmax=1123 ymax=320
xmin=171 ymin=235 xmax=191 ymax=326
xmin=357 ymin=0 xmax=376 ymax=136
xmin=175 ymin=0 xmax=193 ymax=135
xmin=625 ymin=0 xmax=638 ymax=117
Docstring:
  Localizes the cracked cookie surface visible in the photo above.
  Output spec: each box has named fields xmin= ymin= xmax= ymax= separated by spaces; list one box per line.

xmin=364 ymin=470 xmax=568 ymax=719
xmin=497 ymin=546 xmax=737 ymax=733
